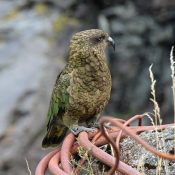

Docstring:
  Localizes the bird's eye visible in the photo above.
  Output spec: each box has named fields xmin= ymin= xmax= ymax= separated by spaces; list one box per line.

xmin=91 ymin=35 xmax=105 ymax=44
xmin=97 ymin=37 xmax=103 ymax=41
xmin=96 ymin=36 xmax=105 ymax=42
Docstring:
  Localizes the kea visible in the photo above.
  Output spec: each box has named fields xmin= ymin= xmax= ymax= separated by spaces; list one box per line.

xmin=42 ymin=29 xmax=115 ymax=148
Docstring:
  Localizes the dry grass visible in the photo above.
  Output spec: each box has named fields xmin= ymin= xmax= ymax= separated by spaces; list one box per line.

xmin=25 ymin=158 xmax=32 ymax=175
xmin=170 ymin=46 xmax=175 ymax=175
xmin=137 ymin=46 xmax=175 ymax=175
xmin=71 ymin=145 xmax=106 ymax=175
xmin=170 ymin=46 xmax=175 ymax=119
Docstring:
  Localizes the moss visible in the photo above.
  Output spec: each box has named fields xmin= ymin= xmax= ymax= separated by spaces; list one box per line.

xmin=52 ymin=15 xmax=79 ymax=33
xmin=4 ymin=10 xmax=18 ymax=20
xmin=34 ymin=3 xmax=48 ymax=14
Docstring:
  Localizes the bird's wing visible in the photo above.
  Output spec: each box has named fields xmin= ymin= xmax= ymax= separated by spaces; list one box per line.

xmin=46 ymin=71 xmax=70 ymax=130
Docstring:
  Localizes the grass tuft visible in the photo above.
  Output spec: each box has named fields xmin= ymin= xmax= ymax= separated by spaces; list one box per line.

xmin=138 ymin=47 xmax=175 ymax=175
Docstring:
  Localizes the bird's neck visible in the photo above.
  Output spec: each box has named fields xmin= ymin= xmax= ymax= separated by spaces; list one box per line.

xmin=67 ymin=48 xmax=111 ymax=87
xmin=68 ymin=47 xmax=107 ymax=70
xmin=66 ymin=48 xmax=111 ymax=92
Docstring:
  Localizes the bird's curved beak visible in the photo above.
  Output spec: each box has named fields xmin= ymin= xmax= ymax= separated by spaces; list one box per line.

xmin=107 ymin=36 xmax=115 ymax=51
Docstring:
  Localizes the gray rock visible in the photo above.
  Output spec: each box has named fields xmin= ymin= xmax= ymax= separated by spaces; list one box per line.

xmin=0 ymin=38 xmax=49 ymax=135
xmin=0 ymin=6 xmax=61 ymax=136
xmin=120 ymin=35 xmax=143 ymax=47
xmin=100 ymin=0 xmax=175 ymax=120
xmin=48 ymin=0 xmax=76 ymax=9
xmin=0 ymin=0 xmax=27 ymax=17
xmin=111 ymin=20 xmax=126 ymax=34
xmin=153 ymin=0 xmax=175 ymax=8
xmin=98 ymin=14 xmax=110 ymax=34
xmin=120 ymin=128 xmax=175 ymax=174
xmin=103 ymin=2 xmax=136 ymax=20
xmin=149 ymin=25 xmax=174 ymax=44
xmin=126 ymin=17 xmax=148 ymax=34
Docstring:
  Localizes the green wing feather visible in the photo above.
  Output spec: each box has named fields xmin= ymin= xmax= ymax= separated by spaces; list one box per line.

xmin=42 ymin=72 xmax=70 ymax=147
xmin=47 ymin=72 xmax=70 ymax=128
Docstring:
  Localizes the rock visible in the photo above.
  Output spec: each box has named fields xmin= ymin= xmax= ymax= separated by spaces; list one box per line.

xmin=100 ymin=0 xmax=175 ymax=120
xmin=111 ymin=16 xmax=154 ymax=35
xmin=0 ymin=0 xmax=27 ymax=17
xmin=149 ymin=25 xmax=174 ymax=44
xmin=120 ymin=128 xmax=175 ymax=174
xmin=47 ymin=0 xmax=76 ymax=9
xmin=153 ymin=0 xmax=175 ymax=8
xmin=126 ymin=17 xmax=148 ymax=34
xmin=0 ymin=5 xmax=60 ymax=136
xmin=111 ymin=20 xmax=125 ymax=34
xmin=120 ymin=35 xmax=143 ymax=47
xmin=98 ymin=14 xmax=110 ymax=34
xmin=0 ymin=38 xmax=48 ymax=135
xmin=103 ymin=2 xmax=136 ymax=19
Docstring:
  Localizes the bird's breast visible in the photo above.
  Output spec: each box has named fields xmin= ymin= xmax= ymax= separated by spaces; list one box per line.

xmin=67 ymin=62 xmax=111 ymax=117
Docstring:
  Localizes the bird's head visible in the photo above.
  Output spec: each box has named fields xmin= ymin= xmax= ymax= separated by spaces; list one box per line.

xmin=69 ymin=29 xmax=115 ymax=58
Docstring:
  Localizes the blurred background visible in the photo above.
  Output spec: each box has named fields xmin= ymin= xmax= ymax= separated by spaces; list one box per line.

xmin=0 ymin=0 xmax=175 ymax=174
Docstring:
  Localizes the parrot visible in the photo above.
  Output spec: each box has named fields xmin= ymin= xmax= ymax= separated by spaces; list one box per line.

xmin=42 ymin=29 xmax=115 ymax=148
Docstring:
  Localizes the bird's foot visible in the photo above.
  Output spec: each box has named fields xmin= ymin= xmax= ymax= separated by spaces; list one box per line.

xmin=86 ymin=121 xmax=99 ymax=128
xmin=70 ymin=126 xmax=97 ymax=135
xmin=86 ymin=117 xmax=99 ymax=128
xmin=87 ymin=120 xmax=111 ymax=129
xmin=103 ymin=122 xmax=112 ymax=129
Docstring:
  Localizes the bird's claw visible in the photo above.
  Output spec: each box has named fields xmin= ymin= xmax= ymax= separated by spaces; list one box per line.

xmin=70 ymin=126 xmax=97 ymax=135
xmin=89 ymin=122 xmax=112 ymax=129
xmin=104 ymin=122 xmax=112 ymax=129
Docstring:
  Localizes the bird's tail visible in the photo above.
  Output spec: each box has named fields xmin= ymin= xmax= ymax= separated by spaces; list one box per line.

xmin=42 ymin=124 xmax=68 ymax=148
